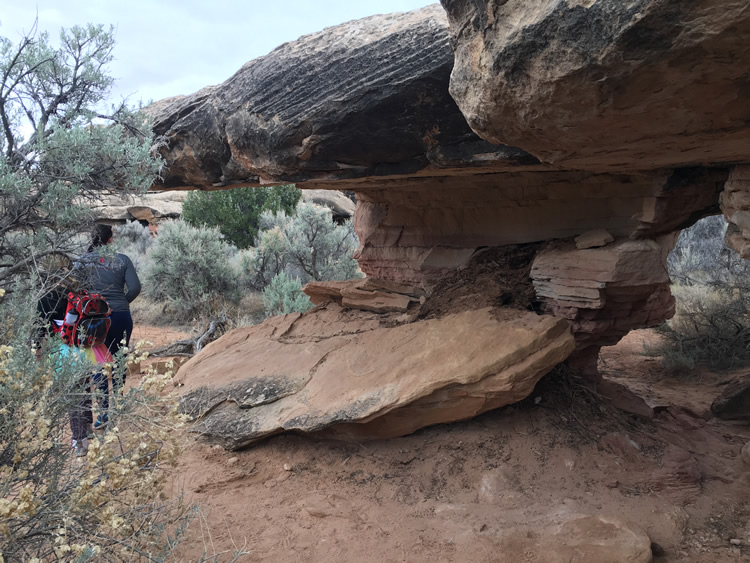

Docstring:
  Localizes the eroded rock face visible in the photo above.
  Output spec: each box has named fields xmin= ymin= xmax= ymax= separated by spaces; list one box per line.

xmin=178 ymin=304 xmax=574 ymax=449
xmin=721 ymin=166 xmax=750 ymax=259
xmin=443 ymin=0 xmax=750 ymax=171
xmin=531 ymin=238 xmax=676 ymax=347
xmin=89 ymin=191 xmax=188 ymax=224
xmin=531 ymin=237 xmax=676 ymax=375
xmin=148 ymin=5 xmax=537 ymax=191
xmin=352 ymin=168 xmax=723 ymax=284
xmin=156 ymin=2 xmax=750 ymax=443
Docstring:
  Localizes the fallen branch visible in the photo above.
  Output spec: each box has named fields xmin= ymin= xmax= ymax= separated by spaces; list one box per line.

xmin=148 ymin=339 xmax=195 ymax=358
xmin=148 ymin=315 xmax=228 ymax=358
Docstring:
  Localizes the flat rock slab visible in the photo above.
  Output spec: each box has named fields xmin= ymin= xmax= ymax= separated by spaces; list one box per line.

xmin=178 ymin=305 xmax=574 ymax=449
xmin=497 ymin=515 xmax=653 ymax=563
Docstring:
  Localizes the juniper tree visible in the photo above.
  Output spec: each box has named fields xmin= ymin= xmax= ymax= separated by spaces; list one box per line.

xmin=0 ymin=21 xmax=165 ymax=291
xmin=182 ymin=184 xmax=300 ymax=249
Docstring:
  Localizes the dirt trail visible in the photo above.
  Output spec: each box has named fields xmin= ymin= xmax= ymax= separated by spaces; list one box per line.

xmin=135 ymin=326 xmax=750 ymax=562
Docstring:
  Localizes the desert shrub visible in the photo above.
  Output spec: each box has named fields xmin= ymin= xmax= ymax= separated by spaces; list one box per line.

xmin=0 ymin=20 xmax=195 ymax=559
xmin=657 ymin=284 xmax=750 ymax=373
xmin=241 ymin=227 xmax=287 ymax=290
xmin=262 ymin=272 xmax=313 ymax=316
xmin=143 ymin=220 xmax=242 ymax=320
xmin=659 ymin=216 xmax=750 ymax=373
xmin=668 ymin=215 xmax=750 ymax=287
xmin=114 ymin=221 xmax=153 ymax=255
xmin=0 ymin=291 xmax=187 ymax=560
xmin=247 ymin=202 xmax=362 ymax=291
xmin=182 ymin=185 xmax=301 ymax=248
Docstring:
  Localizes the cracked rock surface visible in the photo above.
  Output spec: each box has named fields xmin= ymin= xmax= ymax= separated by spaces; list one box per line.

xmin=178 ymin=304 xmax=574 ymax=449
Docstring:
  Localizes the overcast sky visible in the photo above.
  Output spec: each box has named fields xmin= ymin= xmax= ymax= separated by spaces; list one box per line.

xmin=1 ymin=1 xmax=436 ymax=106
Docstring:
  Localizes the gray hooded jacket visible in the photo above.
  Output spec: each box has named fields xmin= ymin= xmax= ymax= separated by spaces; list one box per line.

xmin=76 ymin=251 xmax=141 ymax=312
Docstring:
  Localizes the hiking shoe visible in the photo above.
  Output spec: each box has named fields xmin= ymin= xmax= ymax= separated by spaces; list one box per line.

xmin=93 ymin=414 xmax=108 ymax=430
xmin=72 ymin=438 xmax=89 ymax=457
xmin=86 ymin=424 xmax=95 ymax=439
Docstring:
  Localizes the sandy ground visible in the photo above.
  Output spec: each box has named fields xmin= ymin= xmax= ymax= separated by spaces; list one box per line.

xmin=133 ymin=326 xmax=750 ymax=562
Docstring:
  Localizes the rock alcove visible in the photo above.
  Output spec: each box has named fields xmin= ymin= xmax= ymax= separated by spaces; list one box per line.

xmin=145 ymin=1 xmax=750 ymax=449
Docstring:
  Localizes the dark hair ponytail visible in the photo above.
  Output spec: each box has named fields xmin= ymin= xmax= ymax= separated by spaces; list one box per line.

xmin=88 ymin=224 xmax=113 ymax=252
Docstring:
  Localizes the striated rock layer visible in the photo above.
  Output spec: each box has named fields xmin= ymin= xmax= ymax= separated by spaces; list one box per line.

xmin=147 ymin=5 xmax=538 ymax=191
xmin=531 ymin=237 xmax=676 ymax=375
xmin=178 ymin=305 xmax=574 ymax=449
xmin=352 ymin=168 xmax=724 ymax=284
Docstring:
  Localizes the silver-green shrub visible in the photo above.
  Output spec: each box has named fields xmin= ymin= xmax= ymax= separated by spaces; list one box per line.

xmin=0 ymin=22 xmax=164 ymax=288
xmin=115 ymin=221 xmax=153 ymax=256
xmin=261 ymin=272 xmax=313 ymax=316
xmin=668 ymin=215 xmax=750 ymax=287
xmin=245 ymin=202 xmax=362 ymax=316
xmin=143 ymin=220 xmax=242 ymax=319
xmin=248 ymin=202 xmax=362 ymax=289
xmin=0 ymin=21 xmax=188 ymax=559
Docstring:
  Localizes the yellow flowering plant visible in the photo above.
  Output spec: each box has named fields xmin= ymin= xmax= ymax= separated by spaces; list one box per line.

xmin=0 ymin=290 xmax=191 ymax=561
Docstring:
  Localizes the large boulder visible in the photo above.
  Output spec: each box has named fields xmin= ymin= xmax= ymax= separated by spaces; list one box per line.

xmin=177 ymin=304 xmax=574 ymax=449
xmin=148 ymin=5 xmax=537 ymax=191
xmin=443 ymin=0 xmax=750 ymax=171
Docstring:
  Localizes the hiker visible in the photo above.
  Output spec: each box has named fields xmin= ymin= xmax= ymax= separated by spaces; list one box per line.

xmin=76 ymin=224 xmax=141 ymax=429
xmin=37 ymin=284 xmax=112 ymax=456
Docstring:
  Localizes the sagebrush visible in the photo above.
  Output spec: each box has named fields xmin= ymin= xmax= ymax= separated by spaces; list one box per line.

xmin=660 ymin=215 xmax=750 ymax=373
xmin=143 ymin=220 xmax=242 ymax=320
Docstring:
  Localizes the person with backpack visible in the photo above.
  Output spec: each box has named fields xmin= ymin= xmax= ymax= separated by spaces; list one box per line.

xmin=37 ymin=282 xmax=112 ymax=457
xmin=76 ymin=224 xmax=141 ymax=429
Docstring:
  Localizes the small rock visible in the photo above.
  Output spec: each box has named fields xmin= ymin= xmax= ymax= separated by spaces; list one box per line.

xmin=276 ymin=472 xmax=291 ymax=483
xmin=283 ymin=463 xmax=292 ymax=471
xmin=534 ymin=396 xmax=542 ymax=405
xmin=575 ymin=229 xmax=614 ymax=249
xmin=741 ymin=441 xmax=750 ymax=466
xmin=564 ymin=459 xmax=576 ymax=470
xmin=730 ymin=538 xmax=742 ymax=546
xmin=227 ymin=457 xmax=239 ymax=466
xmin=606 ymin=480 xmax=619 ymax=489
xmin=212 ymin=444 xmax=223 ymax=450
xmin=264 ymin=479 xmax=277 ymax=489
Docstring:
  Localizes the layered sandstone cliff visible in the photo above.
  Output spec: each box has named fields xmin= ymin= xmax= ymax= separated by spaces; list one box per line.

xmin=153 ymin=2 xmax=750 ymax=445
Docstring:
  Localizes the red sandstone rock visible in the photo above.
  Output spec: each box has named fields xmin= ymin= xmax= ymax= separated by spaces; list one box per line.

xmin=303 ymin=278 xmax=421 ymax=313
xmin=178 ymin=305 xmax=574 ymax=449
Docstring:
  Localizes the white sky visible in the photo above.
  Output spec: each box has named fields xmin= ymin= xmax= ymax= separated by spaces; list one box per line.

xmin=0 ymin=1 xmax=436 ymax=106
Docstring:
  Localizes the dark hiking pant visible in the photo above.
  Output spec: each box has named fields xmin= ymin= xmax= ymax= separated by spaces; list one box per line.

xmin=102 ymin=310 xmax=133 ymax=400
xmin=69 ymin=375 xmax=93 ymax=441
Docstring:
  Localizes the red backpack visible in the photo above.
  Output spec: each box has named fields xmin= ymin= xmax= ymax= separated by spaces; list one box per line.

xmin=60 ymin=290 xmax=111 ymax=347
